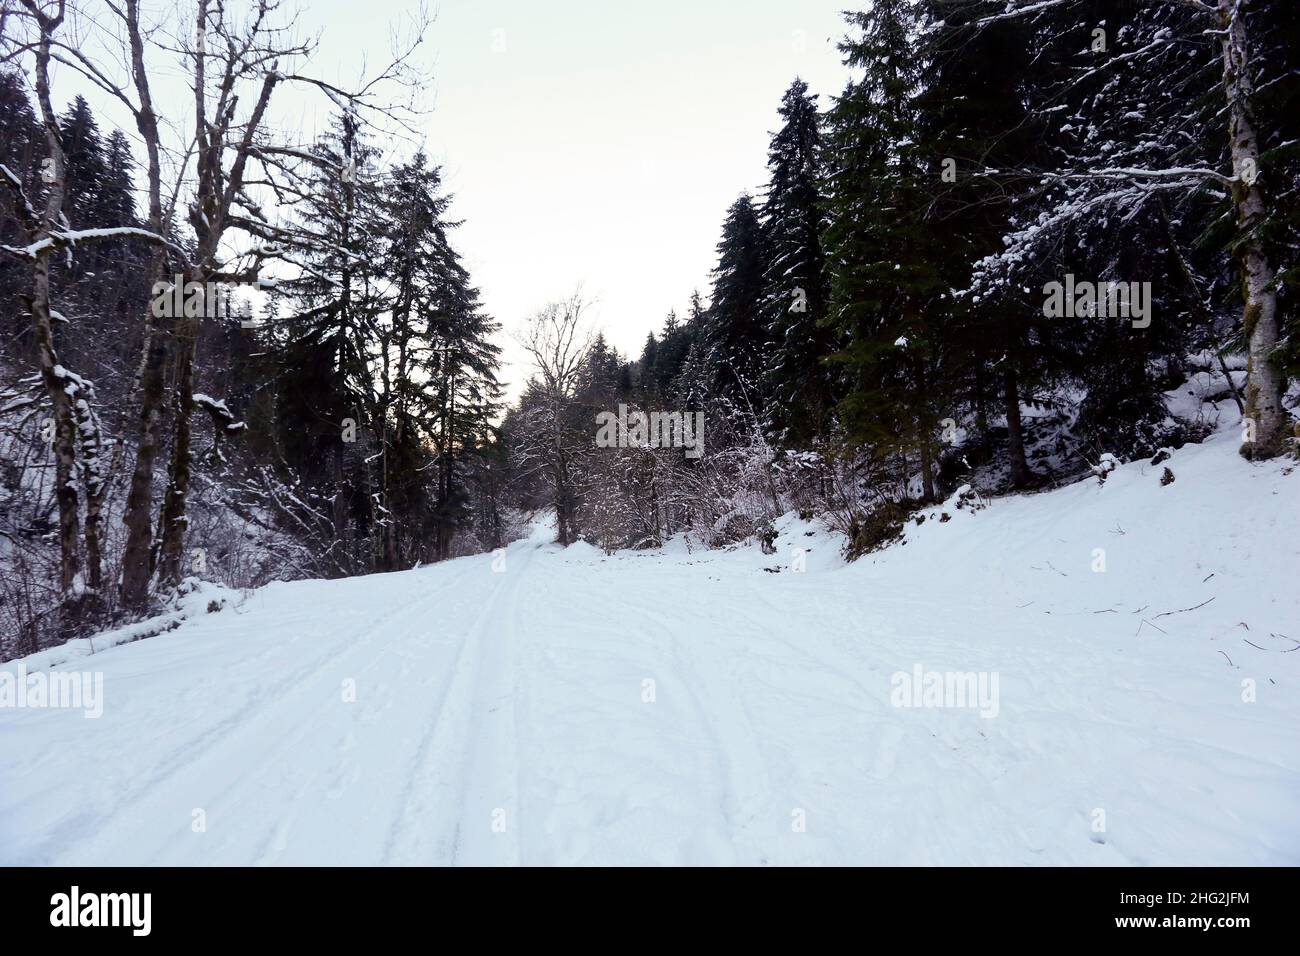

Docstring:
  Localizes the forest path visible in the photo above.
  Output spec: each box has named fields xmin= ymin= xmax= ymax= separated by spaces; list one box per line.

xmin=3 ymin=436 xmax=1299 ymax=865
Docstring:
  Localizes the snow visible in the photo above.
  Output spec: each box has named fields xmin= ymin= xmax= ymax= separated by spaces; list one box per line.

xmin=1165 ymin=364 xmax=1246 ymax=424
xmin=1091 ymin=452 xmax=1121 ymax=480
xmin=0 ymin=431 xmax=1296 ymax=865
xmin=2 ymin=580 xmax=239 ymax=677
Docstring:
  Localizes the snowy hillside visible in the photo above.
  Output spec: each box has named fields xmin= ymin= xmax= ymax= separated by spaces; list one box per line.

xmin=1 ymin=432 xmax=1297 ymax=866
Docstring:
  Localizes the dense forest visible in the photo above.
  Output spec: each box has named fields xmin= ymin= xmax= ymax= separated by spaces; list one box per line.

xmin=1 ymin=0 xmax=1296 ymax=659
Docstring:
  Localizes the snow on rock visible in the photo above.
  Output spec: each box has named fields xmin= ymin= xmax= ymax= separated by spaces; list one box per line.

xmin=0 ymin=431 xmax=1295 ymax=865
xmin=945 ymin=483 xmax=986 ymax=513
xmin=1091 ymin=452 xmax=1120 ymax=483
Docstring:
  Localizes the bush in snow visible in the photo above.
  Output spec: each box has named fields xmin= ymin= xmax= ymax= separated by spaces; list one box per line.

xmin=1091 ymin=453 xmax=1121 ymax=485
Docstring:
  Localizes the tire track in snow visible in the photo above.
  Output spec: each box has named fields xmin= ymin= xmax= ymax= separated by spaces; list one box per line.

xmin=668 ymin=629 xmax=777 ymax=864
xmin=38 ymin=559 xmax=485 ymax=865
xmin=606 ymin=585 xmax=780 ymax=864
xmin=381 ymin=542 xmax=534 ymax=865
xmin=447 ymin=541 xmax=530 ymax=865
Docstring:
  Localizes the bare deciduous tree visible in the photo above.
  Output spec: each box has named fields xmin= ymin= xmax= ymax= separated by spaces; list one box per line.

xmin=514 ymin=290 xmax=595 ymax=545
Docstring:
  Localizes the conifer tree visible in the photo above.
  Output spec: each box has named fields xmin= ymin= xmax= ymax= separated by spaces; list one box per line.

xmin=705 ymin=194 xmax=770 ymax=408
xmin=761 ymin=78 xmax=832 ymax=445
xmin=824 ymin=1 xmax=946 ymax=498
xmin=637 ymin=331 xmax=659 ymax=398
xmin=270 ymin=112 xmax=386 ymax=569
xmin=655 ymin=309 xmax=691 ymax=394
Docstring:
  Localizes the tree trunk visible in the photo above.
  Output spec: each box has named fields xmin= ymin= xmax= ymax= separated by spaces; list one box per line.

xmin=119 ymin=261 xmax=171 ymax=612
xmin=650 ymin=476 xmax=661 ymax=544
xmin=915 ymin=358 xmax=936 ymax=501
xmin=74 ymin=397 xmax=107 ymax=592
xmin=27 ymin=16 xmax=80 ymax=596
xmin=1004 ymin=365 xmax=1030 ymax=488
xmin=332 ymin=441 xmax=348 ymax=556
xmin=82 ymin=486 xmax=104 ymax=592
xmin=1219 ymin=0 xmax=1287 ymax=458
xmin=555 ymin=471 xmax=571 ymax=546
xmin=33 ymin=257 xmax=81 ymax=594
xmin=553 ymin=398 xmax=571 ymax=546
xmin=156 ymin=307 xmax=199 ymax=591
xmin=118 ymin=0 xmax=171 ymax=612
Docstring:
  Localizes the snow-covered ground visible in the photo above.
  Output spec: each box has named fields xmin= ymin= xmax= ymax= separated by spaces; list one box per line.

xmin=1 ymin=431 xmax=1297 ymax=865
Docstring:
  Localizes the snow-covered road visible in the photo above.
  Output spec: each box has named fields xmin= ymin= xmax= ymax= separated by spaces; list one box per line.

xmin=2 ymin=434 xmax=1298 ymax=865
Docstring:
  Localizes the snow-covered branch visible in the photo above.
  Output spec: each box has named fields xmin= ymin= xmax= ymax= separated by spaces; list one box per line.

xmin=0 ymin=226 xmax=190 ymax=262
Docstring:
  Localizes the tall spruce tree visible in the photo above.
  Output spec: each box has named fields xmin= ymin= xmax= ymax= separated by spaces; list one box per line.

xmin=761 ymin=78 xmax=833 ymax=446
xmin=270 ymin=112 xmax=386 ymax=570
xmin=916 ymin=1 xmax=1049 ymax=484
xmin=637 ymin=330 xmax=660 ymax=398
xmin=655 ymin=309 xmax=691 ymax=394
xmin=705 ymin=194 xmax=770 ymax=409
xmin=824 ymin=1 xmax=947 ymax=499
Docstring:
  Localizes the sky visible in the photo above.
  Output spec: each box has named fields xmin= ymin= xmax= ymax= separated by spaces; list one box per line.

xmin=304 ymin=0 xmax=853 ymax=397
xmin=53 ymin=0 xmax=855 ymax=398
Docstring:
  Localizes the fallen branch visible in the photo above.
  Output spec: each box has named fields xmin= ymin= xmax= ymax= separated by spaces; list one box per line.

xmin=1152 ymin=596 xmax=1216 ymax=620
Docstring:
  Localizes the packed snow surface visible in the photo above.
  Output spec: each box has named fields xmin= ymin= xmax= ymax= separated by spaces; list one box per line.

xmin=2 ymin=432 xmax=1297 ymax=864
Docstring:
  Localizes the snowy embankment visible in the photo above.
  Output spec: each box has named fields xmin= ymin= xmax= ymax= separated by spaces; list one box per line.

xmin=1 ymin=430 xmax=1296 ymax=865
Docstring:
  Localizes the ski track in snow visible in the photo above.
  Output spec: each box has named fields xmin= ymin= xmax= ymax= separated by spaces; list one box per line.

xmin=1 ymin=433 xmax=1298 ymax=865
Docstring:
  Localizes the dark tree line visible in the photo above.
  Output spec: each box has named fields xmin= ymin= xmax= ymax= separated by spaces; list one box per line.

xmin=503 ymin=0 xmax=1296 ymax=554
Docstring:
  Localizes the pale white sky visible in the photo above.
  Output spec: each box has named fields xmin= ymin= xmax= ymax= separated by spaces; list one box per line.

xmin=57 ymin=0 xmax=853 ymax=397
